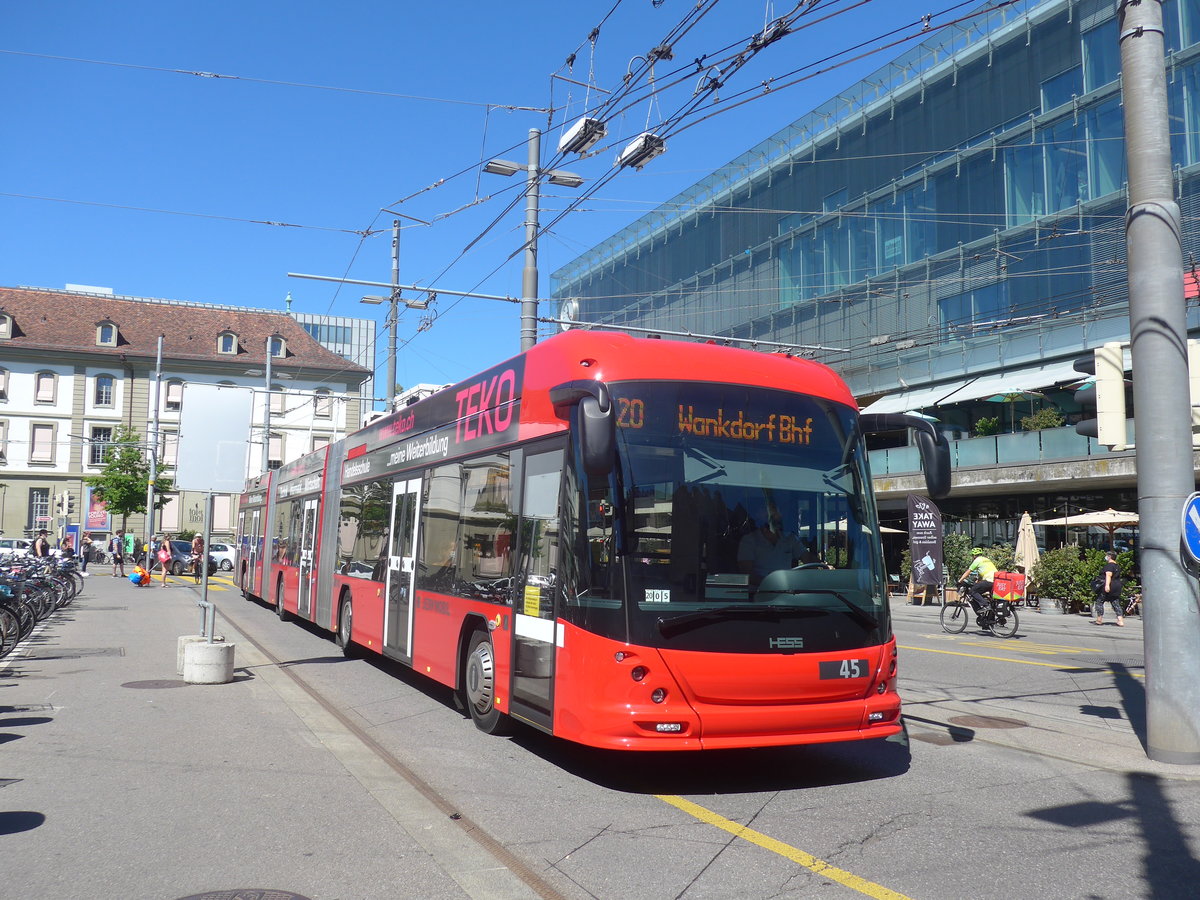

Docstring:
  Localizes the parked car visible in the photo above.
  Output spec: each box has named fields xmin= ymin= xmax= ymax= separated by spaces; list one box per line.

xmin=0 ymin=537 xmax=32 ymax=557
xmin=208 ymin=541 xmax=235 ymax=571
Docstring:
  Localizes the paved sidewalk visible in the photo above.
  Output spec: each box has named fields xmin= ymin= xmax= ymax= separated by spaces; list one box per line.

xmin=890 ymin=595 xmax=1200 ymax=780
xmin=0 ymin=574 xmax=541 ymax=900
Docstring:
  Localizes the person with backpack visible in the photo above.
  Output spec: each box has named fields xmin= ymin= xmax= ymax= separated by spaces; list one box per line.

xmin=1094 ymin=551 xmax=1124 ymax=626
xmin=110 ymin=530 xmax=126 ymax=578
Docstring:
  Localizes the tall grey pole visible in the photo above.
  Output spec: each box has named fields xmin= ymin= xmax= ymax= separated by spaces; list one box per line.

xmin=262 ymin=338 xmax=273 ymax=475
xmin=388 ymin=218 xmax=400 ymax=409
xmin=1120 ymin=0 xmax=1200 ymax=764
xmin=521 ymin=127 xmax=541 ymax=352
xmin=144 ymin=335 xmax=163 ymax=553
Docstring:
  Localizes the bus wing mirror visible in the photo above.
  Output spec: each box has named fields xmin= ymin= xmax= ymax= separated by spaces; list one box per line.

xmin=860 ymin=413 xmax=952 ymax=501
xmin=551 ymin=380 xmax=615 ymax=476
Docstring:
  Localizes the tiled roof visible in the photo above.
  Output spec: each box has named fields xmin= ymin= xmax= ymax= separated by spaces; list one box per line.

xmin=0 ymin=286 xmax=371 ymax=380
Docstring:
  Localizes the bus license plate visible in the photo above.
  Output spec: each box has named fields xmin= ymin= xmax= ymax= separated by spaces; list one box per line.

xmin=819 ymin=659 xmax=869 ymax=679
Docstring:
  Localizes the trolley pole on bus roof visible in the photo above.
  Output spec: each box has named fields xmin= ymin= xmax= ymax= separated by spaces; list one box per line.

xmin=1119 ymin=0 xmax=1200 ymax=764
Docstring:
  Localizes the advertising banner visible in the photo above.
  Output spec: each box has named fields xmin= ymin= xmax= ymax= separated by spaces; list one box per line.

xmin=908 ymin=494 xmax=944 ymax=585
xmin=85 ymin=487 xmax=110 ymax=531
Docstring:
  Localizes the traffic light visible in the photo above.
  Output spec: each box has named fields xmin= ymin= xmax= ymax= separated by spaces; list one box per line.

xmin=54 ymin=492 xmax=66 ymax=516
xmin=1074 ymin=342 xmax=1127 ymax=450
xmin=64 ymin=492 xmax=75 ymax=517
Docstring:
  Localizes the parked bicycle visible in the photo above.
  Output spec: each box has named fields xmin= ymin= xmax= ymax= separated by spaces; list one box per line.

xmin=940 ymin=581 xmax=1020 ymax=638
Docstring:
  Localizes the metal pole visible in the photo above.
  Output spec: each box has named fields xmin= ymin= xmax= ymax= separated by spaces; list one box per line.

xmin=1119 ymin=0 xmax=1200 ymax=764
xmin=145 ymin=336 xmax=163 ymax=555
xmin=262 ymin=338 xmax=273 ymax=474
xmin=521 ymin=127 xmax=541 ymax=352
xmin=388 ymin=218 xmax=400 ymax=410
xmin=200 ymin=491 xmax=215 ymax=641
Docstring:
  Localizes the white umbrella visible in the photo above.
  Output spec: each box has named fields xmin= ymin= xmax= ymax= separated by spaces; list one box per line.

xmin=1031 ymin=507 xmax=1139 ymax=549
xmin=1013 ymin=511 xmax=1040 ymax=573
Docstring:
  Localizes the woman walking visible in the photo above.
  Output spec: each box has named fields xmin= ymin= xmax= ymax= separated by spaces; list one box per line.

xmin=155 ymin=534 xmax=173 ymax=587
xmin=1093 ymin=551 xmax=1125 ymax=626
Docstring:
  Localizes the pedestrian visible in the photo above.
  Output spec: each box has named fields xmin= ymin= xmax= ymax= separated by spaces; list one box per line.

xmin=155 ymin=534 xmax=173 ymax=587
xmin=32 ymin=529 xmax=52 ymax=558
xmin=1093 ymin=550 xmax=1124 ymax=626
xmin=80 ymin=531 xmax=93 ymax=574
xmin=60 ymin=533 xmax=75 ymax=557
xmin=110 ymin=530 xmax=126 ymax=577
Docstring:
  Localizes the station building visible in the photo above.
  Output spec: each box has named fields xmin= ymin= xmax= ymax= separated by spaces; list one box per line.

xmin=552 ymin=0 xmax=1200 ymax=548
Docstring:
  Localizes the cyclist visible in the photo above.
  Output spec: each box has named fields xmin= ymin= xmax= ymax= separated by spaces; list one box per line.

xmin=190 ymin=533 xmax=205 ymax=581
xmin=958 ymin=547 xmax=998 ymax=616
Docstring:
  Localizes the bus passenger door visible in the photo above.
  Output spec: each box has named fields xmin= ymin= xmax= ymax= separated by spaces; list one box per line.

xmin=297 ymin=498 xmax=318 ymax=619
xmin=384 ymin=478 xmax=422 ymax=660
xmin=249 ymin=510 xmax=261 ymax=595
xmin=511 ymin=448 xmax=564 ymax=729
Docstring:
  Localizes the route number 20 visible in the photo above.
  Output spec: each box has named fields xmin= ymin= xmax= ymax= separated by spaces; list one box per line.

xmin=617 ymin=398 xmax=645 ymax=429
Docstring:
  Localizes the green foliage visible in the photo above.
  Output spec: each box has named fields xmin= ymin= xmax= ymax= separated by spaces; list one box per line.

xmin=1030 ymin=546 xmax=1139 ymax=608
xmin=1020 ymin=407 xmax=1065 ymax=431
xmin=973 ymin=416 xmax=1001 ymax=436
xmin=84 ymin=425 xmax=174 ymax=520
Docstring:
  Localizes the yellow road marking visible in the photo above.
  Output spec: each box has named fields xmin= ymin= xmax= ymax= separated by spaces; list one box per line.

xmin=959 ymin=640 xmax=1101 ymax=656
xmin=899 ymin=644 xmax=1144 ymax=677
xmin=657 ymin=794 xmax=913 ymax=900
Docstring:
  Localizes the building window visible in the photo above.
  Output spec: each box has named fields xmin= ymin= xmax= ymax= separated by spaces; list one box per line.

xmin=1082 ymin=19 xmax=1120 ymax=94
xmin=0 ymin=313 xmax=11 ymax=338
xmin=165 ymin=380 xmax=184 ymax=412
xmin=89 ymin=425 xmax=114 ymax=466
xmin=314 ymin=389 xmax=332 ymax=418
xmin=0 ymin=367 xmax=8 ymax=401
xmin=0 ymin=419 xmax=7 ymax=462
xmin=35 ymin=371 xmax=57 ymax=404
xmin=218 ymin=332 xmax=239 ymax=354
xmin=96 ymin=322 xmax=118 ymax=347
xmin=269 ymin=384 xmax=285 ymax=414
xmin=312 ymin=435 xmax=330 ymax=453
xmin=269 ymin=336 xmax=286 ymax=358
xmin=268 ymin=433 xmax=283 ymax=469
xmin=160 ymin=430 xmax=179 ymax=467
xmin=30 ymin=423 xmax=55 ymax=464
xmin=94 ymin=373 xmax=115 ymax=407
xmin=29 ymin=487 xmax=50 ymax=531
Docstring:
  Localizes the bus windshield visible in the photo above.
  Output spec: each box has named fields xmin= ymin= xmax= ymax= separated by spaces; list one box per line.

xmin=592 ymin=381 xmax=888 ymax=653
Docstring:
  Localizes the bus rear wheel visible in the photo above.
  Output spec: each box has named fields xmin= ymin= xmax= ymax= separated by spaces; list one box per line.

xmin=463 ymin=630 xmax=511 ymax=735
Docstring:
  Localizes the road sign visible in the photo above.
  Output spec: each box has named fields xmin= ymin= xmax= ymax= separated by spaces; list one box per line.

xmin=1181 ymin=492 xmax=1200 ymax=563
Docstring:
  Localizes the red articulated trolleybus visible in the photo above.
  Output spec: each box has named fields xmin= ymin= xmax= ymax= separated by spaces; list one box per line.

xmin=236 ymin=330 xmax=949 ymax=751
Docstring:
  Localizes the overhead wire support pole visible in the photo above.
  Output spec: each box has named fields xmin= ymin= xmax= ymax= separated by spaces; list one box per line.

xmin=388 ymin=218 xmax=400 ymax=410
xmin=1119 ymin=0 xmax=1200 ymax=765
xmin=522 ymin=127 xmax=541 ymax=352
xmin=145 ymin=335 xmax=163 ymax=554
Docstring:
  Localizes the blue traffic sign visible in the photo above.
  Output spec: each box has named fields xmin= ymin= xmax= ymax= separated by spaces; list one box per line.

xmin=1182 ymin=493 xmax=1200 ymax=564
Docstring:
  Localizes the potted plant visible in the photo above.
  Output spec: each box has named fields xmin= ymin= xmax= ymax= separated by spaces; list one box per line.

xmin=974 ymin=416 xmax=1001 ymax=436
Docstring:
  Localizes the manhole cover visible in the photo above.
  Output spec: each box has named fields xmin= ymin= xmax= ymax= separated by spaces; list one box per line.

xmin=176 ymin=892 xmax=313 ymax=900
xmin=122 ymin=679 xmax=188 ymax=689
xmin=947 ymin=715 xmax=1027 ymax=730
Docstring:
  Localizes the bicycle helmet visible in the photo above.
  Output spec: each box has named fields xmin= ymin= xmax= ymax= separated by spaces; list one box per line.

xmin=970 ymin=547 xmax=984 ymax=557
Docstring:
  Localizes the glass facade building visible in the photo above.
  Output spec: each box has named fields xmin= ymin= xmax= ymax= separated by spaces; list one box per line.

xmin=293 ymin=313 xmax=377 ymax=402
xmin=551 ymin=0 xmax=1200 ymax=543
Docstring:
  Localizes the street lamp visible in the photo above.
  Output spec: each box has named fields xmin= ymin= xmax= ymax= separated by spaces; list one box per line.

xmin=485 ymin=127 xmax=584 ymax=351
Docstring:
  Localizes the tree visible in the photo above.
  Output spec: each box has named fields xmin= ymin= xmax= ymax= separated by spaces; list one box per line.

xmin=84 ymin=425 xmax=174 ymax=530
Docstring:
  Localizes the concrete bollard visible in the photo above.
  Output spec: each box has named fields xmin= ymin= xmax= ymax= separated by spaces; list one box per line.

xmin=183 ymin=640 xmax=236 ymax=684
xmin=177 ymin=634 xmax=225 ymax=675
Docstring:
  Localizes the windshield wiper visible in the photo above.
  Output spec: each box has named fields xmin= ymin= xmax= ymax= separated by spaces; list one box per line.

xmin=751 ymin=588 xmax=879 ymax=631
xmin=657 ymin=604 xmax=822 ymax=638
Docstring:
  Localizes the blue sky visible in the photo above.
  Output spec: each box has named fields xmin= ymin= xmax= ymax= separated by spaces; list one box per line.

xmin=2 ymin=1 xmax=944 ymax=391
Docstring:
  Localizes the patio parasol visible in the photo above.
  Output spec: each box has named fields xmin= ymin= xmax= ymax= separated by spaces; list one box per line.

xmin=1013 ymin=511 xmax=1040 ymax=573
xmin=1030 ymin=507 xmax=1139 ymax=548
xmin=977 ymin=386 xmax=1046 ymax=432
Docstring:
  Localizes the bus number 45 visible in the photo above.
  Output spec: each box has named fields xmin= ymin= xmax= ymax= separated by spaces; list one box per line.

xmin=819 ymin=659 xmax=868 ymax=679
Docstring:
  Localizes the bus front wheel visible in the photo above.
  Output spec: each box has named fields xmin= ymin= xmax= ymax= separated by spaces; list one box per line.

xmin=464 ymin=630 xmax=511 ymax=735
xmin=275 ymin=579 xmax=290 ymax=622
xmin=337 ymin=595 xmax=357 ymax=658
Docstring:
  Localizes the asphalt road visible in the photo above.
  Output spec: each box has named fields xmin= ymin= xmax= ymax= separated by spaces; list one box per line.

xmin=214 ymin=588 xmax=1199 ymax=900
xmin=4 ymin=576 xmax=1197 ymax=900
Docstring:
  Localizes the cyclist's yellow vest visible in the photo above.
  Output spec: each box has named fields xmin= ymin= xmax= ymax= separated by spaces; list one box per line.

xmin=969 ymin=556 xmax=998 ymax=581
